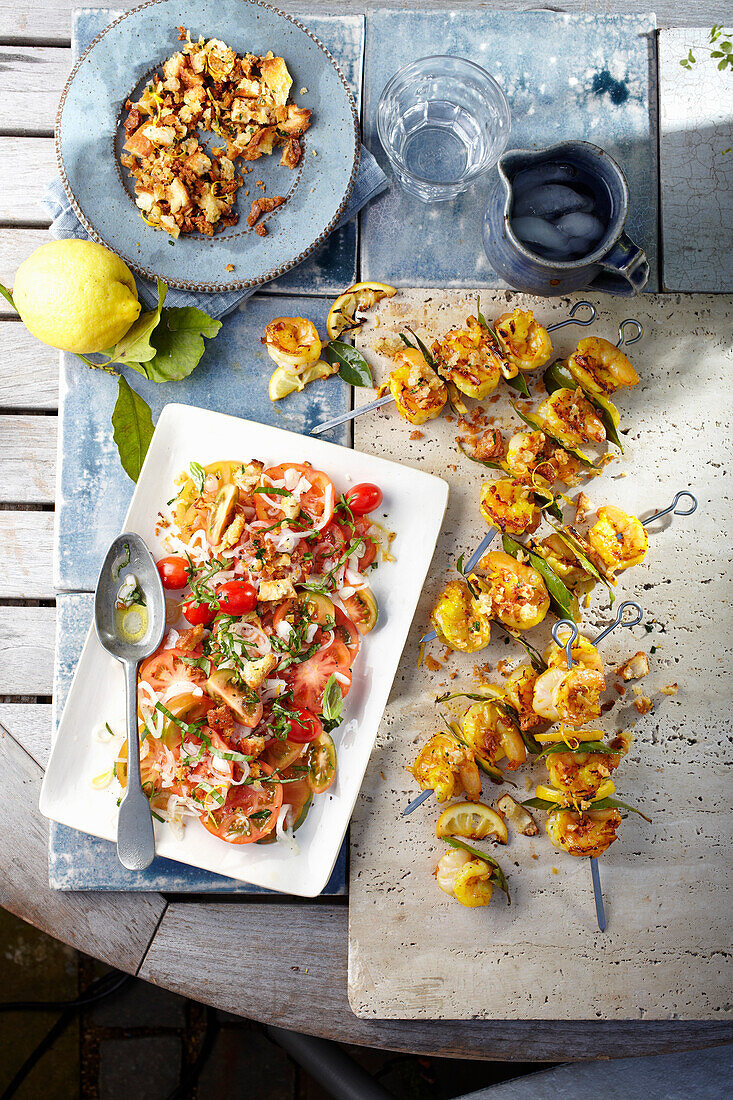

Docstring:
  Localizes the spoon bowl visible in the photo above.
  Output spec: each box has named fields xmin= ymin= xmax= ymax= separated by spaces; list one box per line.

xmin=95 ymin=532 xmax=166 ymax=870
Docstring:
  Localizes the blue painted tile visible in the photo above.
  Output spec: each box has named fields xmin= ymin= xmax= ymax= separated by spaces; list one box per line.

xmin=49 ymin=594 xmax=347 ymax=894
xmin=54 ymin=294 xmax=350 ymax=591
xmin=361 ymin=10 xmax=659 ymax=292
xmin=72 ymin=9 xmax=365 ymax=297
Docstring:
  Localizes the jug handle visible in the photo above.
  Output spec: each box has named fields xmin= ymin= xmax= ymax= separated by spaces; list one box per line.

xmin=589 ymin=233 xmax=650 ymax=297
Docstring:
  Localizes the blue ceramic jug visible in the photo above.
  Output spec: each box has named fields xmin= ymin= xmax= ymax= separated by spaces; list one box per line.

xmin=482 ymin=140 xmax=649 ymax=297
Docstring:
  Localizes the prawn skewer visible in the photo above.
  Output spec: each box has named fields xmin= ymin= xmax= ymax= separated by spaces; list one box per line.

xmin=309 ymin=303 xmax=597 ymax=436
xmin=404 ymin=603 xmax=641 ymax=816
xmin=533 ymin=604 xmax=642 ymax=932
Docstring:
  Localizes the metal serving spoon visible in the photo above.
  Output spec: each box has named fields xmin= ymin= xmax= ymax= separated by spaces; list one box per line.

xmin=95 ymin=533 xmax=166 ymax=870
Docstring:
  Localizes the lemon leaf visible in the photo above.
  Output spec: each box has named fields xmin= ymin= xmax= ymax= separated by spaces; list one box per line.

xmin=112 ymin=376 xmax=155 ymax=482
xmin=111 ymin=278 xmax=167 ymax=365
xmin=321 ymin=340 xmax=373 ymax=387
xmin=0 ymin=282 xmax=17 ymax=314
xmin=140 ymin=306 xmax=221 ymax=382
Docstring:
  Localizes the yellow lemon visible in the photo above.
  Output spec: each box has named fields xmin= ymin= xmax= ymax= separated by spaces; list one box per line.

xmin=13 ymin=239 xmax=141 ymax=353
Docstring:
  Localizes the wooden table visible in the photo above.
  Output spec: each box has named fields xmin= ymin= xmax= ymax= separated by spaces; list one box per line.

xmin=1 ymin=0 xmax=731 ymax=1060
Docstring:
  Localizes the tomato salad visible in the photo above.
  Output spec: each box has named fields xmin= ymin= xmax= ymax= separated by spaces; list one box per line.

xmin=110 ymin=459 xmax=392 ymax=848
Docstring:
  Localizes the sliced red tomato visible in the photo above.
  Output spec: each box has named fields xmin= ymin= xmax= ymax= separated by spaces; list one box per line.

xmin=186 ymin=728 xmax=234 ymax=808
xmin=288 ymin=638 xmax=352 ymax=712
xmin=354 ymin=516 xmax=378 ymax=570
xmin=333 ymin=606 xmax=360 ymax=662
xmin=156 ymin=556 xmax=189 ymax=589
xmin=200 ymin=763 xmax=283 ymax=844
xmin=346 ymin=482 xmax=383 ymax=516
xmin=139 ymin=647 xmax=206 ymax=693
xmin=286 ymin=707 xmax=323 ymax=744
xmin=216 ymin=579 xmax=257 ymax=616
xmin=255 ymin=463 xmax=336 ymax=528
xmin=182 ymin=598 xmax=215 ymax=626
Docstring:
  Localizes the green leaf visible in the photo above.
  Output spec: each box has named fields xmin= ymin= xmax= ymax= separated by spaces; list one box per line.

xmin=591 ymin=796 xmax=652 ymax=822
xmin=494 ymin=621 xmax=547 ymax=671
xmin=505 ymin=372 xmax=531 ymax=397
xmin=141 ymin=306 xmax=221 ymax=382
xmin=522 ymin=796 xmax=557 ymax=811
xmin=443 ymin=837 xmax=511 ymax=902
xmin=538 ymin=740 xmax=616 ymax=757
xmin=321 ymin=672 xmax=344 ymax=726
xmin=111 ymin=278 xmax=167 ymax=366
xmin=511 ymin=402 xmax=597 ymax=468
xmin=0 ymin=282 xmax=17 ymax=313
xmin=543 ymin=360 xmax=622 ymax=450
xmin=501 ymin=533 xmax=580 ymax=622
xmin=321 ymin=340 xmax=373 ymax=387
xmin=189 ymin=461 xmax=206 ymax=493
xmin=111 ymin=376 xmax=155 ymax=482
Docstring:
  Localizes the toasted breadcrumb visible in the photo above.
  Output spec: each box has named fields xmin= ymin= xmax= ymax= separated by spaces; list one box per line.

xmin=575 ymin=491 xmax=592 ymax=523
xmin=409 ymin=430 xmax=424 ymax=440
xmin=634 ymin=694 xmax=653 ymax=714
xmin=660 ymin=683 xmax=678 ymax=696
xmin=424 ymin=655 xmax=442 ymax=672
xmin=618 ymin=651 xmax=650 ymax=681
xmin=496 ymin=794 xmax=538 ymax=836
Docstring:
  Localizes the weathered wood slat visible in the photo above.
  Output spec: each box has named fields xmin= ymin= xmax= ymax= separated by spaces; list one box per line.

xmin=0 ymin=228 xmax=50 ymax=298
xmin=0 ymin=509 xmax=54 ymax=598
xmin=0 ymin=321 xmax=59 ymax=407
xmin=0 ymin=702 xmax=52 ymax=767
xmin=0 ymin=604 xmax=55 ymax=694
xmin=0 ymin=0 xmax=730 ymax=43
xmin=0 ymin=46 xmax=70 ymax=133
xmin=0 ymin=415 xmax=57 ymax=502
xmin=0 ymin=137 xmax=56 ymax=224
xmin=140 ymin=901 xmax=733 ymax=1059
xmin=0 ymin=726 xmax=166 ymax=971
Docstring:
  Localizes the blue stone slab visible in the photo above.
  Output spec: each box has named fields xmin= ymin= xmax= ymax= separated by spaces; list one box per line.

xmin=72 ymin=9 xmax=364 ymax=297
xmin=361 ymin=10 xmax=659 ymax=292
xmin=49 ymin=593 xmax=347 ymax=893
xmin=55 ymin=293 xmax=350 ymax=591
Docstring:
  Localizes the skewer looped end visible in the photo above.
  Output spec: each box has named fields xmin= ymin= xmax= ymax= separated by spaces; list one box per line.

xmin=644 ymin=490 xmax=698 ymax=525
xmin=546 ymin=300 xmax=596 ymax=332
xmin=616 ymin=318 xmax=643 ymax=347
xmin=552 ymin=619 xmax=579 ymax=668
xmin=594 ymin=600 xmax=644 ymax=644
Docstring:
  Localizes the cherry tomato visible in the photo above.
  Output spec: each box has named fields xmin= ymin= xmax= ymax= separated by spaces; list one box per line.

xmin=311 ymin=521 xmax=346 ymax=572
xmin=288 ymin=638 xmax=352 ymax=712
xmin=200 ymin=763 xmax=283 ymax=844
xmin=216 ymin=579 xmax=257 ymax=616
xmin=182 ymin=599 xmax=215 ymax=626
xmin=156 ymin=556 xmax=189 ymax=589
xmin=286 ymin=707 xmax=323 ymax=744
xmin=346 ymin=482 xmax=383 ymax=516
xmin=255 ymin=463 xmax=336 ymax=527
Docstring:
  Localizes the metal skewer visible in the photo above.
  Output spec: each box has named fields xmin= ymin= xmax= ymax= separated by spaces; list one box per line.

xmin=616 ymin=318 xmax=643 ymax=348
xmin=552 ymin=600 xmax=644 ymax=933
xmin=643 ymin=490 xmax=698 ymax=526
xmin=310 ymin=302 xmax=600 ymax=437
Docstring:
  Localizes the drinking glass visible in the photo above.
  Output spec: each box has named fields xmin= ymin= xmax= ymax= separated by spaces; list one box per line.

xmin=376 ymin=55 xmax=511 ymax=203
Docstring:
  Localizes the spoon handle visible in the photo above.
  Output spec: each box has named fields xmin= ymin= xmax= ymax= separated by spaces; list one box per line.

xmin=116 ymin=659 xmax=156 ymax=871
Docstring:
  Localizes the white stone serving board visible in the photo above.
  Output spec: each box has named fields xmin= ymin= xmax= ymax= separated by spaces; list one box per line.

xmin=348 ymin=289 xmax=733 ymax=1021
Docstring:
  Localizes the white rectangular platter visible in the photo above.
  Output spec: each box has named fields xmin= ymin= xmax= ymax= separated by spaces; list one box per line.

xmin=348 ymin=289 xmax=732 ymax=1019
xmin=40 ymin=404 xmax=448 ymax=897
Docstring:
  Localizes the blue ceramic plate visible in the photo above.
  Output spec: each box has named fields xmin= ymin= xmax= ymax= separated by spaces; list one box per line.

xmin=55 ymin=0 xmax=360 ymax=291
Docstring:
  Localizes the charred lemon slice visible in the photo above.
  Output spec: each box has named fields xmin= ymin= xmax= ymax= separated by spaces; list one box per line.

xmin=326 ymin=281 xmax=397 ymax=341
xmin=436 ymin=801 xmax=509 ymax=844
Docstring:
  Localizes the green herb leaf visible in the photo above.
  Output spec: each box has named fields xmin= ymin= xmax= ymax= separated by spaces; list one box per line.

xmin=111 ymin=278 xmax=168 ymax=367
xmin=141 ymin=306 xmax=221 ymax=382
xmin=111 ymin=376 xmax=155 ymax=482
xmin=538 ymin=740 xmax=616 ymax=757
xmin=504 ymin=372 xmax=531 ymax=397
xmin=443 ymin=837 xmax=511 ymax=902
xmin=321 ymin=672 xmax=344 ymax=728
xmin=501 ymin=533 xmax=580 ymax=623
xmin=322 ymin=340 xmax=373 ymax=387
xmin=0 ymin=282 xmax=17 ymax=313
xmin=252 ymin=485 xmax=292 ymax=496
xmin=189 ymin=461 xmax=206 ymax=493
xmin=591 ymin=796 xmax=652 ymax=822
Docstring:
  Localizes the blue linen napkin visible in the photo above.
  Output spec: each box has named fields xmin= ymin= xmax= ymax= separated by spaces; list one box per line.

xmin=43 ymin=146 xmax=386 ymax=319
